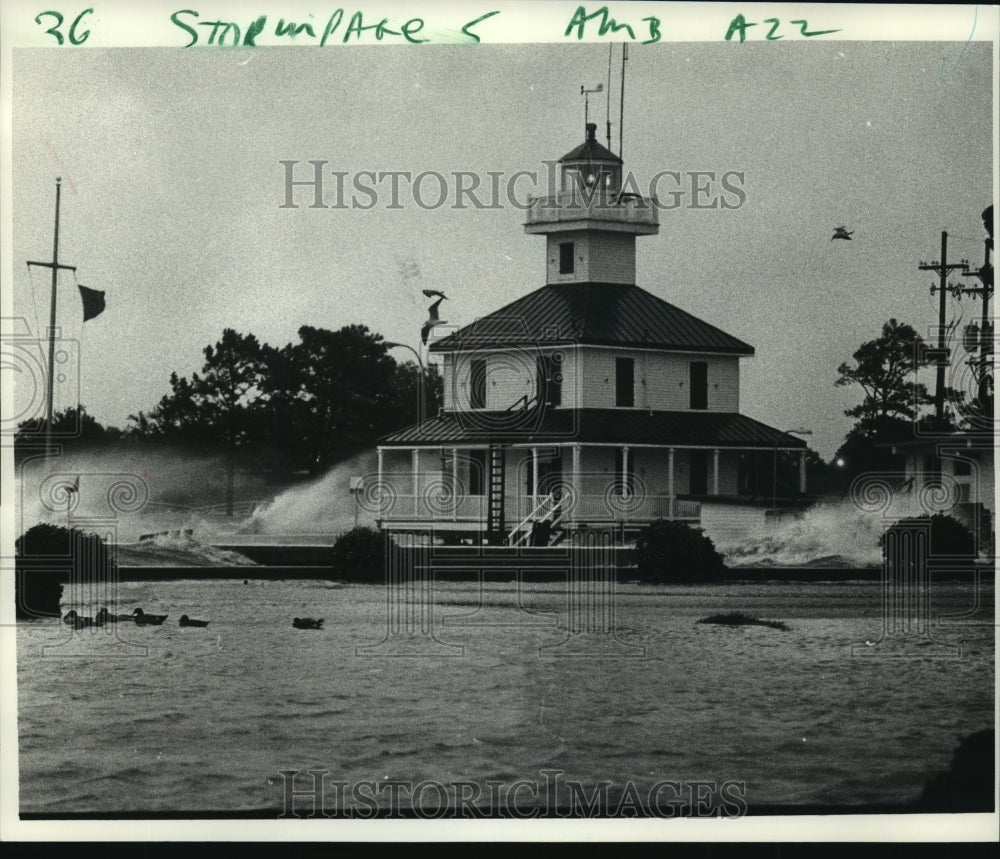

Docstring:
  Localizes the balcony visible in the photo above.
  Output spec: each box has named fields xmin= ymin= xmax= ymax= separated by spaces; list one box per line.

xmin=523 ymin=191 xmax=660 ymax=233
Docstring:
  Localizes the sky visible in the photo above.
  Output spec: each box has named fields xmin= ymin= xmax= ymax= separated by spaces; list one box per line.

xmin=7 ymin=37 xmax=994 ymax=458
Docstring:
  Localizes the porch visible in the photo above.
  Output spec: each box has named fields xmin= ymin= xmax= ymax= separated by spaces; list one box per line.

xmin=374 ymin=441 xmax=807 ymax=544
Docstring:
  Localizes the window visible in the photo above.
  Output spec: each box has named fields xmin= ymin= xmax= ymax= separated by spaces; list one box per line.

xmin=615 ymin=357 xmax=634 ymax=407
xmin=562 ymin=168 xmax=582 ymax=191
xmin=689 ymin=361 xmax=708 ymax=410
xmin=536 ymin=355 xmax=562 ymax=406
xmin=559 ymin=242 xmax=575 ymax=274
xmin=470 ymin=358 xmax=487 ymax=409
xmin=468 ymin=450 xmax=487 ymax=496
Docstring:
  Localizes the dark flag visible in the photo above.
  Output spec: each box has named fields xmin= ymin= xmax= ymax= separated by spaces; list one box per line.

xmin=78 ymin=285 xmax=105 ymax=321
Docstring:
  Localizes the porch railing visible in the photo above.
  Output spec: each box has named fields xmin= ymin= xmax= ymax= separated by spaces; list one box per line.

xmin=378 ymin=493 xmax=699 ymax=524
xmin=524 ymin=191 xmax=660 ymax=228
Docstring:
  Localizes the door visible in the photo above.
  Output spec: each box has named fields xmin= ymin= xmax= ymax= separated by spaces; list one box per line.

xmin=689 ymin=450 xmax=708 ymax=495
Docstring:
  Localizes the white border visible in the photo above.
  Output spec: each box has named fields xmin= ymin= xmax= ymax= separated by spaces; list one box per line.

xmin=1 ymin=0 xmax=997 ymax=844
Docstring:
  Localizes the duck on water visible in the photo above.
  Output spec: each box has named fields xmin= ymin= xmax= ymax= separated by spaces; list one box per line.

xmin=132 ymin=607 xmax=168 ymax=625
xmin=62 ymin=610 xmax=94 ymax=629
xmin=65 ymin=607 xmax=170 ymax=626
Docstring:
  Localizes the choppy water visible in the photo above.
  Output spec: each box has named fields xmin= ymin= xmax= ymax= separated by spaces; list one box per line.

xmin=16 ymin=579 xmax=994 ymax=815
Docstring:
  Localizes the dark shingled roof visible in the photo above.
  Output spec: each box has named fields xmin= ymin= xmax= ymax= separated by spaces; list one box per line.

xmin=559 ymin=122 xmax=623 ymax=164
xmin=429 ymin=283 xmax=755 ymax=355
xmin=381 ymin=408 xmax=807 ymax=448
xmin=559 ymin=136 xmax=622 ymax=165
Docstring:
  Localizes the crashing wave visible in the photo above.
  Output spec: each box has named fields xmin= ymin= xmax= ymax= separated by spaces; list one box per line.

xmin=116 ymin=531 xmax=257 ymax=567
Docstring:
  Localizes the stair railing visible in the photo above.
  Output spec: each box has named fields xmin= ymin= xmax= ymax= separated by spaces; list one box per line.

xmin=508 ymin=493 xmax=558 ymax=547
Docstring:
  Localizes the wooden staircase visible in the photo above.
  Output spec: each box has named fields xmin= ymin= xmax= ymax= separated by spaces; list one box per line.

xmin=486 ymin=444 xmax=505 ymax=545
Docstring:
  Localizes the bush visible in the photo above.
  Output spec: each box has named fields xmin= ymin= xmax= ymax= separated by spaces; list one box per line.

xmin=634 ymin=519 xmax=727 ymax=583
xmin=882 ymin=514 xmax=976 ymax=560
xmin=15 ymin=523 xmax=111 ymax=619
xmin=915 ymin=729 xmax=994 ymax=812
xmin=331 ymin=526 xmax=385 ymax=582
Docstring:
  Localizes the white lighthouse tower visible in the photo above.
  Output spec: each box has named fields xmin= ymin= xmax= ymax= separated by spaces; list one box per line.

xmin=525 ymin=121 xmax=658 ymax=287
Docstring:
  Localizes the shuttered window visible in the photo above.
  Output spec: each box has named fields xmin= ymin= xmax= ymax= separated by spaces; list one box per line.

xmin=615 ymin=358 xmax=634 ymax=407
xmin=470 ymin=359 xmax=487 ymax=409
xmin=559 ymin=242 xmax=575 ymax=274
xmin=690 ymin=361 xmax=708 ymax=410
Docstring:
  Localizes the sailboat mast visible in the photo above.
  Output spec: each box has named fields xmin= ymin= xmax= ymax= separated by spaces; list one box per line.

xmin=46 ymin=177 xmax=62 ymax=450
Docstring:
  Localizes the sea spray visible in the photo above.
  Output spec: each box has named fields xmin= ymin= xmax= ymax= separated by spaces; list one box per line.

xmin=16 ymin=446 xmax=963 ymax=568
xmin=713 ymin=496 xmax=962 ymax=568
xmin=13 ymin=446 xmax=271 ymax=543
xmin=116 ymin=531 xmax=259 ymax=567
xmin=246 ymin=450 xmax=378 ymax=536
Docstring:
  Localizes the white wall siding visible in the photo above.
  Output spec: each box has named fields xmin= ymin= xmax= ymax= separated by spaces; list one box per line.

xmin=444 ymin=349 xmax=577 ymax=412
xmin=578 ymin=348 xmax=740 ymax=411
xmin=546 ymin=232 xmax=636 ymax=284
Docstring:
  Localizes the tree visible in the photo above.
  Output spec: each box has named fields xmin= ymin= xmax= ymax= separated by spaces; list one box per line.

xmin=271 ymin=325 xmax=441 ymax=474
xmin=389 ymin=359 xmax=443 ymax=426
xmin=129 ymin=329 xmax=275 ymax=513
xmin=128 ymin=371 xmax=213 ymax=443
xmin=128 ymin=325 xmax=443 ymax=485
xmin=835 ymin=318 xmax=933 ymax=440
xmin=14 ymin=405 xmax=122 ymax=463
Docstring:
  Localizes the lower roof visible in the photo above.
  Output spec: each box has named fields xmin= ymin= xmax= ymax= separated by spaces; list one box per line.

xmin=380 ymin=408 xmax=809 ymax=449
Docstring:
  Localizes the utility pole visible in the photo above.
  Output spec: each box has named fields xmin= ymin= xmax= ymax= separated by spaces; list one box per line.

xmin=955 ymin=225 xmax=994 ymax=416
xmin=918 ymin=232 xmax=968 ymax=421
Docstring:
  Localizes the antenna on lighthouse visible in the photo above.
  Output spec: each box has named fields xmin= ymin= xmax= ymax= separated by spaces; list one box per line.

xmin=581 ymin=83 xmax=603 ymax=132
xmin=619 ymin=43 xmax=628 ymax=159
xmin=606 ymin=44 xmax=614 ymax=150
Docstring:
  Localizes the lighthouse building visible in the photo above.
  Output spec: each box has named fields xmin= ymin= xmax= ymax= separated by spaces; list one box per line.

xmin=376 ymin=123 xmax=807 ymax=545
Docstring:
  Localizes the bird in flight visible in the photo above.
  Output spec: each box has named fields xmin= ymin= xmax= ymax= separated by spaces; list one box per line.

xmin=422 ymin=289 xmax=448 ymax=300
xmin=832 ymin=226 xmax=854 ymax=241
xmin=421 ymin=295 xmax=448 ymax=345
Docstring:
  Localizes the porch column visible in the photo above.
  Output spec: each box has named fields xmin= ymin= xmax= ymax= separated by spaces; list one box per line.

xmin=668 ymin=447 xmax=675 ymax=519
xmin=712 ymin=449 xmax=720 ymax=496
xmin=799 ymin=450 xmax=807 ymax=494
xmin=532 ymin=446 xmax=540 ymax=505
xmin=621 ymin=445 xmax=630 ymax=499
xmin=377 ymin=448 xmax=384 ymax=490
xmin=451 ymin=447 xmax=459 ymax=521
xmin=571 ymin=444 xmax=581 ymax=523
xmin=412 ymin=448 xmax=420 ymax=516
